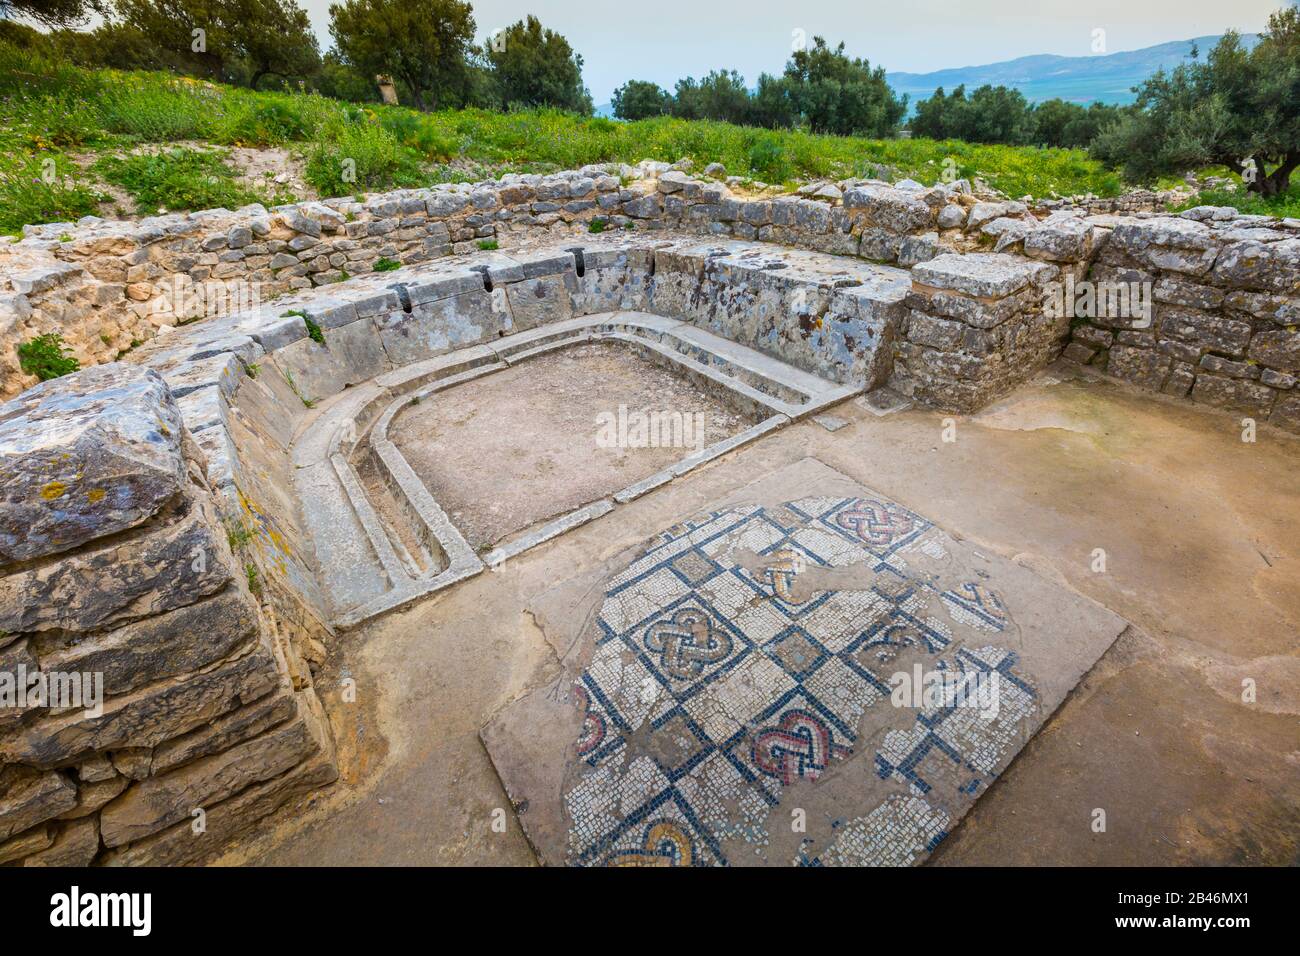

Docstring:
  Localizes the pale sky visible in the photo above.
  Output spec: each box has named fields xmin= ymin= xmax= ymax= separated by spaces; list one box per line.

xmin=296 ymin=0 xmax=1285 ymax=102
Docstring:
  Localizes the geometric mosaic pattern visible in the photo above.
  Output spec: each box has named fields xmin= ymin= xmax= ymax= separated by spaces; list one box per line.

xmin=562 ymin=496 xmax=1040 ymax=866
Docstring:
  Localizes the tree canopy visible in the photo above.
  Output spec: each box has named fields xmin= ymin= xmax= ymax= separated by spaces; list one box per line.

xmin=1091 ymin=7 xmax=1300 ymax=195
xmin=111 ymin=0 xmax=319 ymax=85
xmin=329 ymin=0 xmax=475 ymax=110
xmin=611 ymin=80 xmax=670 ymax=121
xmin=482 ymin=15 xmax=591 ymax=114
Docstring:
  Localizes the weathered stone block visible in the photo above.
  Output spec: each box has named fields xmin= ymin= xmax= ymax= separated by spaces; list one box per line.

xmin=0 ymin=635 xmax=280 ymax=768
xmin=911 ymin=253 xmax=1052 ymax=300
xmin=0 ymin=767 xmax=77 ymax=840
xmin=99 ymin=693 xmax=325 ymax=847
xmin=1158 ymin=307 xmax=1252 ymax=357
xmin=1191 ymin=374 xmax=1276 ymax=417
xmin=1248 ymin=329 xmax=1300 ymax=372
xmin=20 ymin=816 xmax=99 ymax=866
xmin=1269 ymin=392 xmax=1300 ymax=432
xmin=33 ymin=585 xmax=258 ymax=699
xmin=1107 ymin=345 xmax=1171 ymax=390
xmin=503 ymin=274 xmax=575 ymax=332
xmin=0 ymin=364 xmax=185 ymax=567
xmin=0 ymin=496 xmax=233 ymax=636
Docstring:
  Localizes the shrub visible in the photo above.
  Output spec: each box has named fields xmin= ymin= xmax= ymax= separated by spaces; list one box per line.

xmin=93 ymin=148 xmax=260 ymax=213
xmin=747 ymin=136 xmax=792 ymax=183
xmin=213 ymin=95 xmax=311 ymax=147
xmin=16 ymin=333 xmax=79 ymax=380
xmin=304 ymin=113 xmax=419 ymax=197
xmin=373 ymin=256 xmax=401 ymax=272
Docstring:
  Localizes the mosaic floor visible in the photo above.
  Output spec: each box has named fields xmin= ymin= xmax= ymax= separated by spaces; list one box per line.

xmin=482 ymin=458 xmax=1127 ymax=866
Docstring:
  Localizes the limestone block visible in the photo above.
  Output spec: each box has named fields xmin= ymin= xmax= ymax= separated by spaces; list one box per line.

xmin=1248 ymin=329 xmax=1300 ymax=372
xmin=1211 ymin=239 xmax=1300 ymax=294
xmin=1191 ymin=374 xmax=1277 ymax=417
xmin=57 ymin=774 xmax=129 ymax=819
xmin=1108 ymin=218 xmax=1219 ymax=276
xmin=375 ymin=290 xmax=507 ymax=364
xmin=911 ymin=253 xmax=1052 ymax=300
xmin=1107 ymin=345 xmax=1172 ymax=390
xmin=103 ymin=748 xmax=336 ymax=866
xmin=150 ymin=682 xmax=297 ymax=775
xmin=1269 ymin=392 xmax=1300 ymax=432
xmin=20 ymin=816 xmax=99 ymax=866
xmin=1157 ymin=306 xmax=1252 ymax=358
xmin=1023 ymin=216 xmax=1095 ymax=262
xmin=99 ymin=692 xmax=326 ymax=847
xmin=0 ymin=364 xmax=185 ymax=567
xmin=0 ymin=823 xmax=55 ymax=863
xmin=502 ymin=274 xmax=575 ymax=332
xmin=33 ymin=585 xmax=258 ymax=699
xmin=0 ymin=634 xmax=280 ymax=768
xmin=0 ymin=495 xmax=234 ymax=636
xmin=0 ymin=767 xmax=77 ymax=840
xmin=843 ymin=185 xmax=934 ymax=233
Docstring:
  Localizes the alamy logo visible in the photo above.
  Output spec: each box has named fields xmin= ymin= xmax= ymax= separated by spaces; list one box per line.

xmin=148 ymin=276 xmax=261 ymax=323
xmin=595 ymin=405 xmax=706 ymax=451
xmin=50 ymin=886 xmax=151 ymax=936
xmin=1 ymin=666 xmax=104 ymax=718
xmin=889 ymin=663 xmax=1001 ymax=719
xmin=1043 ymin=274 xmax=1152 ymax=328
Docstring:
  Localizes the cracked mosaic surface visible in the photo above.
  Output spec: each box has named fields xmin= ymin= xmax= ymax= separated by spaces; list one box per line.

xmin=561 ymin=495 xmax=1042 ymax=867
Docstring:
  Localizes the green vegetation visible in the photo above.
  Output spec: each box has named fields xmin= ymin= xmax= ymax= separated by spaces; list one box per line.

xmin=245 ymin=562 xmax=263 ymax=598
xmin=93 ymin=147 xmax=273 ymax=214
xmin=0 ymin=157 xmax=102 ymax=234
xmin=911 ymin=85 xmax=1122 ymax=149
xmin=3 ymin=2 xmax=1296 ymax=234
xmin=1094 ymin=7 xmax=1300 ymax=198
xmin=303 ymin=318 xmax=326 ymax=344
xmin=476 ymin=239 xmax=499 ymax=250
xmin=225 ymin=518 xmax=256 ymax=551
xmin=373 ymin=257 xmax=401 ymax=272
xmin=614 ymin=38 xmax=904 ymax=138
xmin=16 ymin=333 xmax=80 ymax=380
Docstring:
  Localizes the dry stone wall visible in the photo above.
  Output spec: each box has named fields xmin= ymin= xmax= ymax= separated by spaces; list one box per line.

xmin=0 ymin=364 xmax=336 ymax=866
xmin=1059 ymin=211 xmax=1300 ymax=432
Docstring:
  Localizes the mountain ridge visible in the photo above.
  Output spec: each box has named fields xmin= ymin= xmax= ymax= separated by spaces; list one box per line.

xmin=886 ymin=34 xmax=1261 ymax=106
xmin=594 ymin=33 xmax=1262 ymax=116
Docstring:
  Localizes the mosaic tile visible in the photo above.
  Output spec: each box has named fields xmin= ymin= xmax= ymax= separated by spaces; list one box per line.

xmin=482 ymin=462 xmax=1128 ymax=868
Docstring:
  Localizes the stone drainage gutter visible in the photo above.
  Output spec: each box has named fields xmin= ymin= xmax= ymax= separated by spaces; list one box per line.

xmin=296 ymin=311 xmax=857 ymax=630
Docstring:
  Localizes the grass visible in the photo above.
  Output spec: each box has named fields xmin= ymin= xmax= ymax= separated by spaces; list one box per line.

xmin=5 ymin=35 xmax=1292 ymax=235
xmin=0 ymin=158 xmax=102 ymax=233
xmin=93 ymin=147 xmax=273 ymax=214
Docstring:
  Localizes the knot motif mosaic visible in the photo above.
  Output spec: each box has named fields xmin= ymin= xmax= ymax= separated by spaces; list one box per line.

xmin=561 ymin=495 xmax=1041 ymax=867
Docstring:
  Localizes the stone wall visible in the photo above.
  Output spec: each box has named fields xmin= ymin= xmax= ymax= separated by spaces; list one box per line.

xmin=1058 ymin=212 xmax=1300 ymax=433
xmin=0 ymin=164 xmax=970 ymax=401
xmin=5 ymin=164 xmax=1297 ymax=425
xmin=0 ymin=364 xmax=336 ymax=866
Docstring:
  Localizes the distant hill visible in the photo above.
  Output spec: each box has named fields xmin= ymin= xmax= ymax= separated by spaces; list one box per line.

xmin=594 ymin=33 xmax=1261 ymax=120
xmin=886 ymin=34 xmax=1261 ymax=108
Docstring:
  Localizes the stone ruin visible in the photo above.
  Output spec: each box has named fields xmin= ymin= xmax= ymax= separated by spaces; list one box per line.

xmin=0 ymin=160 xmax=1296 ymax=865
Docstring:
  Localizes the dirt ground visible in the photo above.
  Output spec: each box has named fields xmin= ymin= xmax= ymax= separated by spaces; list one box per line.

xmin=218 ymin=364 xmax=1300 ymax=867
xmin=387 ymin=342 xmax=757 ymax=550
